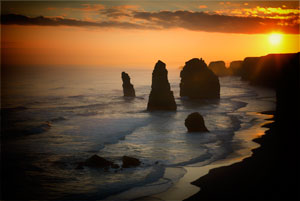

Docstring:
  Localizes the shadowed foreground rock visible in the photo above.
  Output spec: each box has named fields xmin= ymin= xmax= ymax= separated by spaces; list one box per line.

xmin=76 ymin=154 xmax=119 ymax=169
xmin=122 ymin=156 xmax=141 ymax=168
xmin=121 ymin=72 xmax=135 ymax=97
xmin=208 ymin=61 xmax=229 ymax=76
xmin=185 ymin=112 xmax=209 ymax=132
xmin=180 ymin=58 xmax=220 ymax=99
xmin=147 ymin=60 xmax=177 ymax=111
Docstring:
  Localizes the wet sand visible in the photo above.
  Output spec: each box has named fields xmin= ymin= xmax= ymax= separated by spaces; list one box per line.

xmin=146 ymin=112 xmax=274 ymax=201
xmin=185 ymin=111 xmax=299 ymax=200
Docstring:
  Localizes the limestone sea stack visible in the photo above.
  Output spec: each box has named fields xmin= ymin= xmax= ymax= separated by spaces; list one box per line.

xmin=147 ymin=60 xmax=177 ymax=111
xmin=228 ymin=60 xmax=243 ymax=76
xmin=185 ymin=112 xmax=209 ymax=132
xmin=180 ymin=58 xmax=220 ymax=99
xmin=121 ymin=72 xmax=135 ymax=97
xmin=208 ymin=61 xmax=229 ymax=76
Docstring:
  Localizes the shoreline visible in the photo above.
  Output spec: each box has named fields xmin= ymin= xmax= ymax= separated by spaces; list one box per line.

xmin=185 ymin=109 xmax=299 ymax=200
xmin=124 ymin=111 xmax=274 ymax=201
xmin=183 ymin=52 xmax=299 ymax=201
xmin=147 ymin=111 xmax=274 ymax=201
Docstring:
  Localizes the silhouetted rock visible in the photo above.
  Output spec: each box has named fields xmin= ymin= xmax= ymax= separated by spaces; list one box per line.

xmin=122 ymin=72 xmax=135 ymax=97
xmin=228 ymin=60 xmax=243 ymax=75
xmin=76 ymin=154 xmax=119 ymax=169
xmin=147 ymin=60 xmax=177 ymax=111
xmin=122 ymin=156 xmax=141 ymax=168
xmin=185 ymin=112 xmax=209 ymax=132
xmin=180 ymin=58 xmax=220 ymax=99
xmin=208 ymin=61 xmax=229 ymax=76
xmin=239 ymin=53 xmax=298 ymax=88
xmin=275 ymin=53 xmax=299 ymax=121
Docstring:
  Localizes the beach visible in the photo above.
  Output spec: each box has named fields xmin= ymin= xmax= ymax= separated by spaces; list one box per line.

xmin=185 ymin=112 xmax=299 ymax=200
xmin=185 ymin=54 xmax=299 ymax=200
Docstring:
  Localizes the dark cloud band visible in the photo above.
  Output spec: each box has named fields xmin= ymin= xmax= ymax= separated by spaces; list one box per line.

xmin=1 ymin=14 xmax=147 ymax=29
xmin=1 ymin=12 xmax=299 ymax=34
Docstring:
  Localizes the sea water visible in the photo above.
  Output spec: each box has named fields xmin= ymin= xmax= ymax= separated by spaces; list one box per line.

xmin=1 ymin=67 xmax=275 ymax=200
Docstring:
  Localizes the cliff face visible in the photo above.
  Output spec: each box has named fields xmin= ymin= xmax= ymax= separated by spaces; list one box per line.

xmin=208 ymin=61 xmax=229 ymax=76
xmin=275 ymin=53 xmax=299 ymax=121
xmin=147 ymin=60 xmax=177 ymax=111
xmin=180 ymin=58 xmax=220 ymax=99
xmin=238 ymin=53 xmax=299 ymax=88
xmin=121 ymin=72 xmax=135 ymax=97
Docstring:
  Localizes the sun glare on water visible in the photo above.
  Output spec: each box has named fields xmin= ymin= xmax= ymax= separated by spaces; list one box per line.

xmin=269 ymin=33 xmax=283 ymax=45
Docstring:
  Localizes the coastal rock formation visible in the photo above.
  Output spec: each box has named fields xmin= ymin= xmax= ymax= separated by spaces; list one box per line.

xmin=180 ymin=58 xmax=220 ymax=99
xmin=76 ymin=154 xmax=119 ymax=169
xmin=186 ymin=53 xmax=299 ymax=201
xmin=185 ymin=112 xmax=209 ymax=132
xmin=121 ymin=72 xmax=135 ymax=97
xmin=122 ymin=156 xmax=141 ymax=168
xmin=238 ymin=53 xmax=298 ymax=88
xmin=228 ymin=60 xmax=243 ymax=76
xmin=208 ymin=61 xmax=229 ymax=76
xmin=147 ymin=60 xmax=177 ymax=111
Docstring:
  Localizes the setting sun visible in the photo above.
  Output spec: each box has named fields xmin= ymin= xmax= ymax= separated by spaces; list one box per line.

xmin=269 ymin=33 xmax=283 ymax=45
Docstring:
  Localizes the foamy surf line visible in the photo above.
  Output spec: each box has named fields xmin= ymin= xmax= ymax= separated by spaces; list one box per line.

xmin=147 ymin=112 xmax=274 ymax=201
xmin=105 ymin=112 xmax=274 ymax=201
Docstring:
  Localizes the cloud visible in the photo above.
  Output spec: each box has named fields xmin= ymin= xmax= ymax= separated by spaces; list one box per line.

xmin=1 ymin=14 xmax=148 ymax=29
xmin=214 ymin=6 xmax=300 ymax=19
xmin=199 ymin=5 xmax=208 ymax=9
xmin=133 ymin=10 xmax=299 ymax=34
xmin=2 ymin=10 xmax=299 ymax=34
xmin=80 ymin=4 xmax=105 ymax=12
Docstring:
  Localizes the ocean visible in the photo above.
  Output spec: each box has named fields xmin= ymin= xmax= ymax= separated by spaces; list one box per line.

xmin=1 ymin=67 xmax=275 ymax=200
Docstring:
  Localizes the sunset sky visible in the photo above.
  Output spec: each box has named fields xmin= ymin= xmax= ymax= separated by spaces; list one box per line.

xmin=1 ymin=1 xmax=299 ymax=68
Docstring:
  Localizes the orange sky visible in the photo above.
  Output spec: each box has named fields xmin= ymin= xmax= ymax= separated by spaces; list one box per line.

xmin=1 ymin=1 xmax=299 ymax=68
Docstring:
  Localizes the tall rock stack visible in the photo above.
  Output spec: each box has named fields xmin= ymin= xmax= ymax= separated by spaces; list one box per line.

xmin=121 ymin=72 xmax=135 ymax=97
xmin=147 ymin=60 xmax=177 ymax=111
xmin=180 ymin=58 xmax=220 ymax=99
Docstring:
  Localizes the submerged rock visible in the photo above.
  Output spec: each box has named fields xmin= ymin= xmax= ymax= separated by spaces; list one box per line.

xmin=180 ymin=58 xmax=220 ymax=99
xmin=122 ymin=72 xmax=135 ymax=97
xmin=122 ymin=156 xmax=141 ymax=168
xmin=208 ymin=61 xmax=229 ymax=76
xmin=185 ymin=112 xmax=209 ymax=132
xmin=76 ymin=154 xmax=119 ymax=169
xmin=147 ymin=60 xmax=177 ymax=111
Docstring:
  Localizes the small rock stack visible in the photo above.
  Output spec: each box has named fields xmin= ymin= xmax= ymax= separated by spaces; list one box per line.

xmin=122 ymin=72 xmax=135 ymax=97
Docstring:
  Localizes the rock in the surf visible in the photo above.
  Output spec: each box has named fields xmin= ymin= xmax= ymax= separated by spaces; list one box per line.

xmin=185 ymin=112 xmax=209 ymax=132
xmin=180 ymin=58 xmax=220 ymax=99
xmin=76 ymin=154 xmax=119 ymax=169
xmin=147 ymin=60 xmax=177 ymax=111
xmin=122 ymin=156 xmax=141 ymax=168
xmin=122 ymin=72 xmax=136 ymax=97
